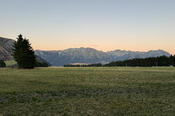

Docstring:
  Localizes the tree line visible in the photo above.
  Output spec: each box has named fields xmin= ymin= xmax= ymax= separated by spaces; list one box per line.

xmin=64 ymin=55 xmax=175 ymax=67
xmin=104 ymin=55 xmax=175 ymax=67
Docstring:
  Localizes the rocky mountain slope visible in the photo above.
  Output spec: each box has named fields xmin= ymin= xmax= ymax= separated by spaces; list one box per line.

xmin=0 ymin=37 xmax=15 ymax=60
xmin=36 ymin=48 xmax=170 ymax=66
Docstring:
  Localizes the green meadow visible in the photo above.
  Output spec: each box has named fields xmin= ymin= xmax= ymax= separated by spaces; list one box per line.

xmin=0 ymin=67 xmax=175 ymax=115
xmin=5 ymin=60 xmax=17 ymax=67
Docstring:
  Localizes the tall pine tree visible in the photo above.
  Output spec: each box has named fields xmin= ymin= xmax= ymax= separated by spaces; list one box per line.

xmin=13 ymin=34 xmax=36 ymax=69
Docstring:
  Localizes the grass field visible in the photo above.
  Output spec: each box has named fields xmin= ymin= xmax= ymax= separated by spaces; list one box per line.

xmin=0 ymin=67 xmax=175 ymax=115
xmin=4 ymin=60 xmax=17 ymax=67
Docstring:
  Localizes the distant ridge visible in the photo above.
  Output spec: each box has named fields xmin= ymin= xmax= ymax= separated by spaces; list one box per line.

xmin=35 ymin=47 xmax=170 ymax=66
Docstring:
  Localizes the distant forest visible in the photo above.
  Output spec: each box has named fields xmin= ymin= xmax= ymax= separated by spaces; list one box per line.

xmin=65 ymin=55 xmax=175 ymax=67
xmin=105 ymin=55 xmax=175 ymax=67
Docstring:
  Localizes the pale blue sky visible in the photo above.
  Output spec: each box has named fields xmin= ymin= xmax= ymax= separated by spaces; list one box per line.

xmin=0 ymin=0 xmax=175 ymax=54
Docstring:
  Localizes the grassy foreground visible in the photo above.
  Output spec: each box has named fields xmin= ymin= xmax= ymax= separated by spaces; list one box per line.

xmin=4 ymin=60 xmax=17 ymax=67
xmin=0 ymin=67 xmax=175 ymax=116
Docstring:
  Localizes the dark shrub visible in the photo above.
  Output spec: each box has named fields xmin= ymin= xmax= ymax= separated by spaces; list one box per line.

xmin=0 ymin=60 xmax=6 ymax=67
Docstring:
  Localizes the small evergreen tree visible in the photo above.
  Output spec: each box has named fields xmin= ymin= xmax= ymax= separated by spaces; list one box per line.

xmin=13 ymin=34 xmax=36 ymax=69
xmin=0 ymin=60 xmax=6 ymax=67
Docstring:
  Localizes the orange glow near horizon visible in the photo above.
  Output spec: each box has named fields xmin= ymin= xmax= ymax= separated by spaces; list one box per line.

xmin=31 ymin=40 xmax=175 ymax=55
xmin=34 ymin=46 xmax=175 ymax=55
xmin=2 ymin=34 xmax=175 ymax=55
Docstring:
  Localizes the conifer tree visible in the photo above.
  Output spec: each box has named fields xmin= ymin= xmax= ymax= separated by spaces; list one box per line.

xmin=13 ymin=34 xmax=36 ymax=69
xmin=0 ymin=60 xmax=6 ymax=67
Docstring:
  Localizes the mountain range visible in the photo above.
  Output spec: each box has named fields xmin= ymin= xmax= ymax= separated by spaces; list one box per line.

xmin=0 ymin=37 xmax=171 ymax=66
xmin=35 ymin=48 xmax=170 ymax=66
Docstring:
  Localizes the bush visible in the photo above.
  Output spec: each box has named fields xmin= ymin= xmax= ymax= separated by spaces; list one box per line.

xmin=0 ymin=60 xmax=6 ymax=67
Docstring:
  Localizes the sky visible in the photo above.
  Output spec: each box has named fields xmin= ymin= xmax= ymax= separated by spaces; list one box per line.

xmin=0 ymin=0 xmax=175 ymax=54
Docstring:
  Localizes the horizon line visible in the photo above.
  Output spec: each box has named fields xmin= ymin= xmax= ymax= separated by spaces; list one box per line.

xmin=0 ymin=36 xmax=173 ymax=54
xmin=35 ymin=47 xmax=170 ymax=53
